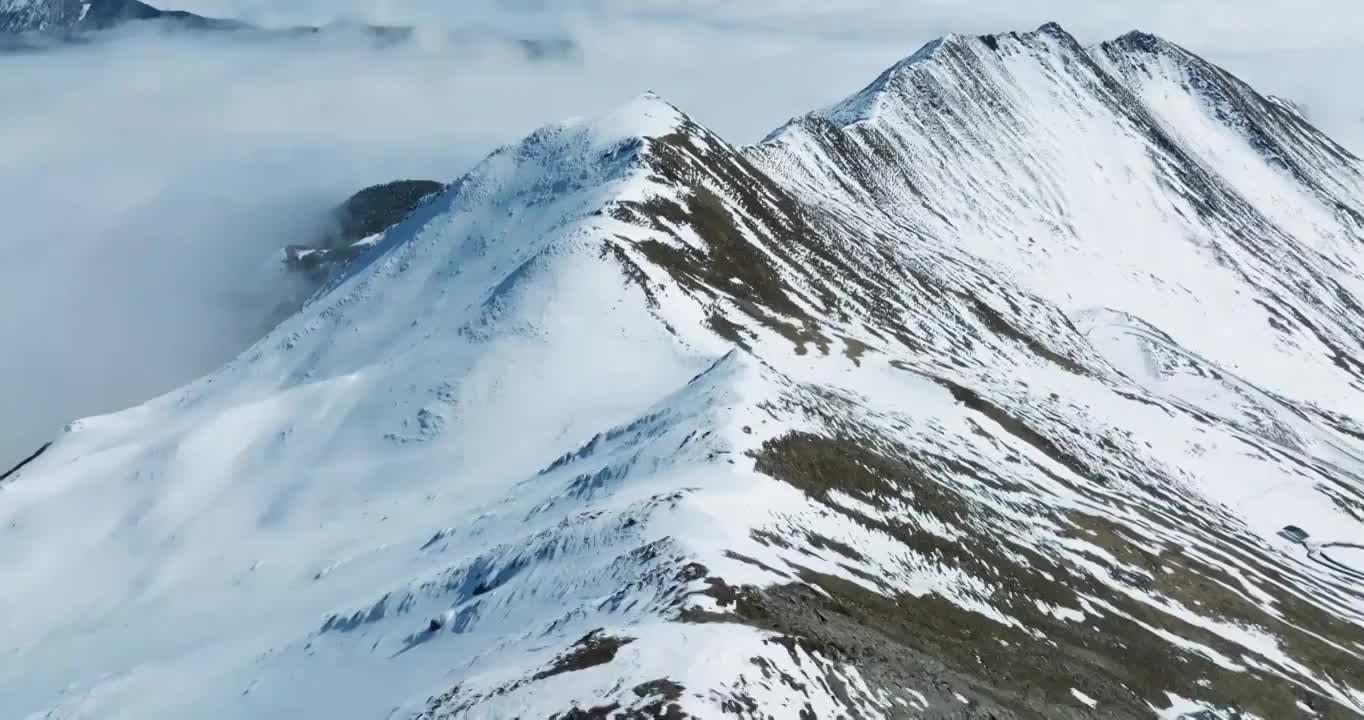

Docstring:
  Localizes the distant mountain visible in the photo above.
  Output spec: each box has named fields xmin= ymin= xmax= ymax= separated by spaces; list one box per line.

xmin=4 ymin=22 xmax=1364 ymax=720
xmin=0 ymin=0 xmax=241 ymax=33
xmin=0 ymin=0 xmax=581 ymax=59
xmin=1 ymin=0 xmax=88 ymax=32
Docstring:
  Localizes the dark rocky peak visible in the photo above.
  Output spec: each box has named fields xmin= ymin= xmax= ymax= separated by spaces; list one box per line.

xmin=1097 ymin=29 xmax=1364 ymax=180
xmin=284 ymin=179 xmax=445 ymax=282
xmin=332 ymin=179 xmax=446 ymax=244
xmin=1106 ymin=29 xmax=1168 ymax=55
xmin=1095 ymin=29 xmax=1230 ymax=79
xmin=2 ymin=0 xmax=580 ymax=60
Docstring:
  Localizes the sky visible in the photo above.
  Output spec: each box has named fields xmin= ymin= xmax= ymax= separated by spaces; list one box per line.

xmin=1 ymin=1 xmax=1361 ymax=469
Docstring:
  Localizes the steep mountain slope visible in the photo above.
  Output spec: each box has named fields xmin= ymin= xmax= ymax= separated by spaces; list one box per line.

xmin=3 ymin=23 xmax=1364 ymax=720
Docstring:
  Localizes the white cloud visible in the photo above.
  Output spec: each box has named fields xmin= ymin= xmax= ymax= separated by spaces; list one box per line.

xmin=158 ymin=0 xmax=1364 ymax=51
xmin=1 ymin=2 xmax=1360 ymax=468
xmin=150 ymin=1 xmax=1364 ymax=148
xmin=0 ymin=33 xmax=507 ymax=468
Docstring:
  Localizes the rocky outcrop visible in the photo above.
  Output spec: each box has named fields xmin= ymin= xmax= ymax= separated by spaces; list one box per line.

xmin=0 ymin=441 xmax=50 ymax=484
xmin=283 ymin=179 xmax=444 ymax=282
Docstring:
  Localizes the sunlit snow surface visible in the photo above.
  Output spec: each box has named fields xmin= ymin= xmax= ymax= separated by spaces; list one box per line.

xmin=5 ymin=25 xmax=1364 ymax=720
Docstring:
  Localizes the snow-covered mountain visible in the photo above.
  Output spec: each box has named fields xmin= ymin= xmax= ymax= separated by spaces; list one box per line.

xmin=0 ymin=0 xmax=239 ymax=33
xmin=0 ymin=0 xmax=579 ymax=59
xmin=4 ymin=22 xmax=1364 ymax=720
xmin=0 ymin=0 xmax=83 ymax=32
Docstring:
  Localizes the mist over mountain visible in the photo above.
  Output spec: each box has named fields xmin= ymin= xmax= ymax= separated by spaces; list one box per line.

xmin=0 ymin=1 xmax=930 ymax=474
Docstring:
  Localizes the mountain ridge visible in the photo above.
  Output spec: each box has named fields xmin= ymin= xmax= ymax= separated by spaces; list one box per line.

xmin=0 ymin=0 xmax=243 ymax=33
xmin=0 ymin=0 xmax=581 ymax=59
xmin=4 ymin=23 xmax=1364 ymax=720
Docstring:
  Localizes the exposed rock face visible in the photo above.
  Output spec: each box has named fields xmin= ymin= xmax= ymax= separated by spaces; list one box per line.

xmin=284 ymin=179 xmax=445 ymax=283
xmin=333 ymin=180 xmax=448 ymax=245
xmin=0 ymin=441 xmax=49 ymax=484
xmin=5 ymin=23 xmax=1364 ymax=720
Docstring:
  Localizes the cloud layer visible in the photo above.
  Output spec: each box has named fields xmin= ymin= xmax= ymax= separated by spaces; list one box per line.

xmin=159 ymin=0 xmax=1364 ymax=52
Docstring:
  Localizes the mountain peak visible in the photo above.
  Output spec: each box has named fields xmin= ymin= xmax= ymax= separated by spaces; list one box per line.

xmin=814 ymin=35 xmax=953 ymax=126
xmin=814 ymin=22 xmax=1087 ymax=127
xmin=1106 ymin=28 xmax=1177 ymax=55
xmin=1096 ymin=29 xmax=1227 ymax=76
xmin=1093 ymin=25 xmax=1364 ymax=196
xmin=588 ymin=91 xmax=693 ymax=143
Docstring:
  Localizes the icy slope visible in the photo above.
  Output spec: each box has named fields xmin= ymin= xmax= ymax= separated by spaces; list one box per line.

xmin=0 ymin=95 xmax=725 ymax=718
xmin=755 ymin=23 xmax=1364 ymax=543
xmin=5 ymin=23 xmax=1364 ymax=720
xmin=758 ymin=24 xmax=1364 ymax=416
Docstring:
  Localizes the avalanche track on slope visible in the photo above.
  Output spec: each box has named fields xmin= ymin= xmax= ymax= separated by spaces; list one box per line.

xmin=4 ymin=23 xmax=1364 ymax=720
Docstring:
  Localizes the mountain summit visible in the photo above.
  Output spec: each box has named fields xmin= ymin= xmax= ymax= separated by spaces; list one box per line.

xmin=4 ymin=24 xmax=1364 ymax=719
